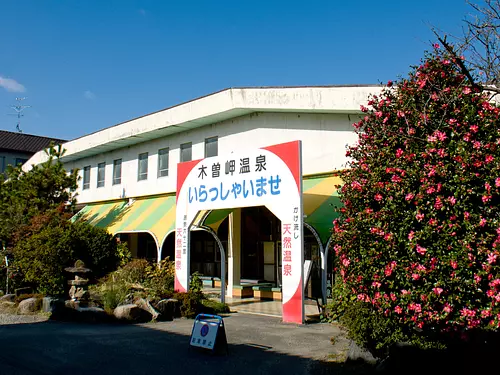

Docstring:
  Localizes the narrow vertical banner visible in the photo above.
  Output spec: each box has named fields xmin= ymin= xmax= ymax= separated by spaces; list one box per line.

xmin=175 ymin=160 xmax=200 ymax=292
xmin=265 ymin=141 xmax=304 ymax=324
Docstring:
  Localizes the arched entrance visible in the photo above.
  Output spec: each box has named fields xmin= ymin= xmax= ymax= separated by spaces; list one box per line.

xmin=115 ymin=231 xmax=158 ymax=263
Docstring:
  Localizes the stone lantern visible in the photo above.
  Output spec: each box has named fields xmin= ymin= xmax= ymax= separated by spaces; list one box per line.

xmin=65 ymin=260 xmax=91 ymax=308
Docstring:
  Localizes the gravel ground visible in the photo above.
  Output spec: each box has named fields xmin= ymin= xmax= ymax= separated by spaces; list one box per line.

xmin=0 ymin=313 xmax=49 ymax=325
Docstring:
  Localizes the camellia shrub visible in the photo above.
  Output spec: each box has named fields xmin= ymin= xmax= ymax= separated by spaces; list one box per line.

xmin=332 ymin=45 xmax=500 ymax=350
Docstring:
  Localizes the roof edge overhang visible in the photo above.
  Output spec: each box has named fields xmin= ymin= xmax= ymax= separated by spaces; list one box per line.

xmin=24 ymin=86 xmax=382 ymax=168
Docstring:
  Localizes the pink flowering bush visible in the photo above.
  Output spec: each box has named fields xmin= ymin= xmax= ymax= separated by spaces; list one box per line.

xmin=332 ymin=45 xmax=500 ymax=351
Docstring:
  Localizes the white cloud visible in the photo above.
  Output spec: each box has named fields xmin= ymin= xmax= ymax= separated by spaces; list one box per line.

xmin=84 ymin=90 xmax=96 ymax=100
xmin=0 ymin=76 xmax=26 ymax=92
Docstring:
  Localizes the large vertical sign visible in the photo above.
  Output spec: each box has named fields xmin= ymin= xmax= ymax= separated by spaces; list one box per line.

xmin=175 ymin=140 xmax=304 ymax=323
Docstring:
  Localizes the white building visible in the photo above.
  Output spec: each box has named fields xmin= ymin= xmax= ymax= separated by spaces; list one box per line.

xmin=26 ymin=85 xmax=381 ymax=304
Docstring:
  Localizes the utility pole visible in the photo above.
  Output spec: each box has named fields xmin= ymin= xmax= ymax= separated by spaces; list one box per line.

xmin=8 ymin=97 xmax=31 ymax=133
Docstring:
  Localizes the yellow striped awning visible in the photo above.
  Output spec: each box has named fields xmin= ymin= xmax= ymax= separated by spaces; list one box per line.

xmin=74 ymin=195 xmax=177 ymax=246
xmin=71 ymin=200 xmax=128 ymax=228
xmin=303 ymin=174 xmax=343 ymax=245
xmin=106 ymin=195 xmax=176 ymax=245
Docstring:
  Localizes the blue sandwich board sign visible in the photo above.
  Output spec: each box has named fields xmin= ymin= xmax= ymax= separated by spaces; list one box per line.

xmin=189 ymin=314 xmax=228 ymax=355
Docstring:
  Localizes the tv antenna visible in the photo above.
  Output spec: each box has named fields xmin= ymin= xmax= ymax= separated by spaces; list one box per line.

xmin=8 ymin=97 xmax=31 ymax=133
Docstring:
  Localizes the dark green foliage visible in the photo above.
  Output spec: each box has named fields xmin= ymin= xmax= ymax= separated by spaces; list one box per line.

xmin=70 ymin=221 xmax=119 ymax=279
xmin=0 ymin=145 xmax=78 ymax=248
xmin=12 ymin=213 xmax=74 ymax=295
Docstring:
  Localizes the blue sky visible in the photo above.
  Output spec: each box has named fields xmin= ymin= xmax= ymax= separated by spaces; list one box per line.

xmin=0 ymin=0 xmax=475 ymax=140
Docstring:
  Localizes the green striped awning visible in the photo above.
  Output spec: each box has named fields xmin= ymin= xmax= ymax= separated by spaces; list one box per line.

xmin=71 ymin=200 xmax=128 ymax=228
xmin=74 ymin=195 xmax=176 ymax=245
xmin=303 ymin=174 xmax=343 ymax=245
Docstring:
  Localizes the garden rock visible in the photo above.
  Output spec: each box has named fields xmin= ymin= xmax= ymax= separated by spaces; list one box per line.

xmin=42 ymin=297 xmax=64 ymax=314
xmin=134 ymin=298 xmax=159 ymax=320
xmin=18 ymin=297 xmax=40 ymax=314
xmin=0 ymin=301 xmax=16 ymax=308
xmin=0 ymin=294 xmax=15 ymax=302
xmin=114 ymin=304 xmax=152 ymax=323
xmin=155 ymin=299 xmax=176 ymax=321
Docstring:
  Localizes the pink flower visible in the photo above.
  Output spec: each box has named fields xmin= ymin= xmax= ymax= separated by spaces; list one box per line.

xmin=474 ymin=274 xmax=481 ymax=283
xmin=447 ymin=196 xmax=456 ymax=205
xmin=470 ymin=124 xmax=478 ymax=133
xmin=396 ymin=148 xmax=403 ymax=158
xmin=374 ymin=193 xmax=383 ymax=201
xmin=372 ymin=281 xmax=381 ymax=288
xmin=485 ymin=182 xmax=491 ymax=192
xmin=496 ymin=178 xmax=500 ymax=187
xmin=342 ymin=258 xmax=350 ymax=267
xmin=474 ymin=141 xmax=481 ymax=149
xmin=463 ymin=87 xmax=472 ymax=95
xmin=391 ymin=175 xmax=402 ymax=183
xmin=485 ymin=155 xmax=494 ymax=164
xmin=481 ymin=310 xmax=491 ymax=318
xmin=412 ymin=273 xmax=420 ymax=280
xmin=416 ymin=244 xmax=427 ymax=256
xmin=387 ymin=80 xmax=393 ymax=87
xmin=434 ymin=197 xmax=443 ymax=210
xmin=433 ymin=43 xmax=440 ymax=49
xmin=397 ymin=110 xmax=405 ymax=118
xmin=405 ymin=193 xmax=414 ymax=201
xmin=408 ymin=231 xmax=415 ymax=241
xmin=395 ymin=306 xmax=403 ymax=314
xmin=464 ymin=211 xmax=470 ymax=220
xmin=450 ymin=260 xmax=458 ymax=269
xmin=482 ymin=195 xmax=491 ymax=203
xmin=416 ymin=212 xmax=424 ymax=221
xmin=414 ymin=304 xmax=422 ymax=313
xmin=401 ymin=289 xmax=410 ymax=295
xmin=488 ymin=253 xmax=497 ymax=264
xmin=443 ymin=304 xmax=452 ymax=313
xmin=480 ymin=218 xmax=487 ymax=227
xmin=433 ymin=287 xmax=443 ymax=295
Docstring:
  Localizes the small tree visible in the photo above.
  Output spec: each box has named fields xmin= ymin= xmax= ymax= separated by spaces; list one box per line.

xmin=0 ymin=144 xmax=78 ymax=248
xmin=332 ymin=45 xmax=500 ymax=350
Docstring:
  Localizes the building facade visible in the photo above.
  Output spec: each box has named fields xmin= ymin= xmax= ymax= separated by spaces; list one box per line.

xmin=25 ymin=86 xmax=381 ymax=303
xmin=0 ymin=130 xmax=65 ymax=173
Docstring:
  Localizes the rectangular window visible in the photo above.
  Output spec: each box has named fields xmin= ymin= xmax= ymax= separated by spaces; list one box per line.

xmin=0 ymin=157 xmax=5 ymax=173
xmin=205 ymin=136 xmax=218 ymax=158
xmin=158 ymin=148 xmax=169 ymax=177
xmin=97 ymin=162 xmax=106 ymax=188
xmin=15 ymin=158 xmax=28 ymax=166
xmin=138 ymin=152 xmax=148 ymax=181
xmin=180 ymin=142 xmax=192 ymax=162
xmin=113 ymin=159 xmax=122 ymax=185
xmin=83 ymin=165 xmax=91 ymax=190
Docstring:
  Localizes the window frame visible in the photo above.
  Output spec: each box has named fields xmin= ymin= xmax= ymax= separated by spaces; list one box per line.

xmin=180 ymin=142 xmax=192 ymax=162
xmin=157 ymin=147 xmax=169 ymax=178
xmin=204 ymin=136 xmax=218 ymax=158
xmin=138 ymin=152 xmax=149 ymax=181
xmin=113 ymin=159 xmax=122 ymax=185
xmin=83 ymin=165 xmax=91 ymax=190
xmin=97 ymin=162 xmax=106 ymax=188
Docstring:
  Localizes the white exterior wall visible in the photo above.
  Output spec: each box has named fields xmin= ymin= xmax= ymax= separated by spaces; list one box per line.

xmin=67 ymin=111 xmax=359 ymax=204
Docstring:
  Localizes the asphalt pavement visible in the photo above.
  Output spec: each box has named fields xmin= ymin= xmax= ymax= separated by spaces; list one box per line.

xmin=0 ymin=313 xmax=351 ymax=375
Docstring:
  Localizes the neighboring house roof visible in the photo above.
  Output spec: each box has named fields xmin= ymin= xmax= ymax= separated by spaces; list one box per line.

xmin=25 ymin=85 xmax=383 ymax=167
xmin=0 ymin=130 xmax=66 ymax=154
